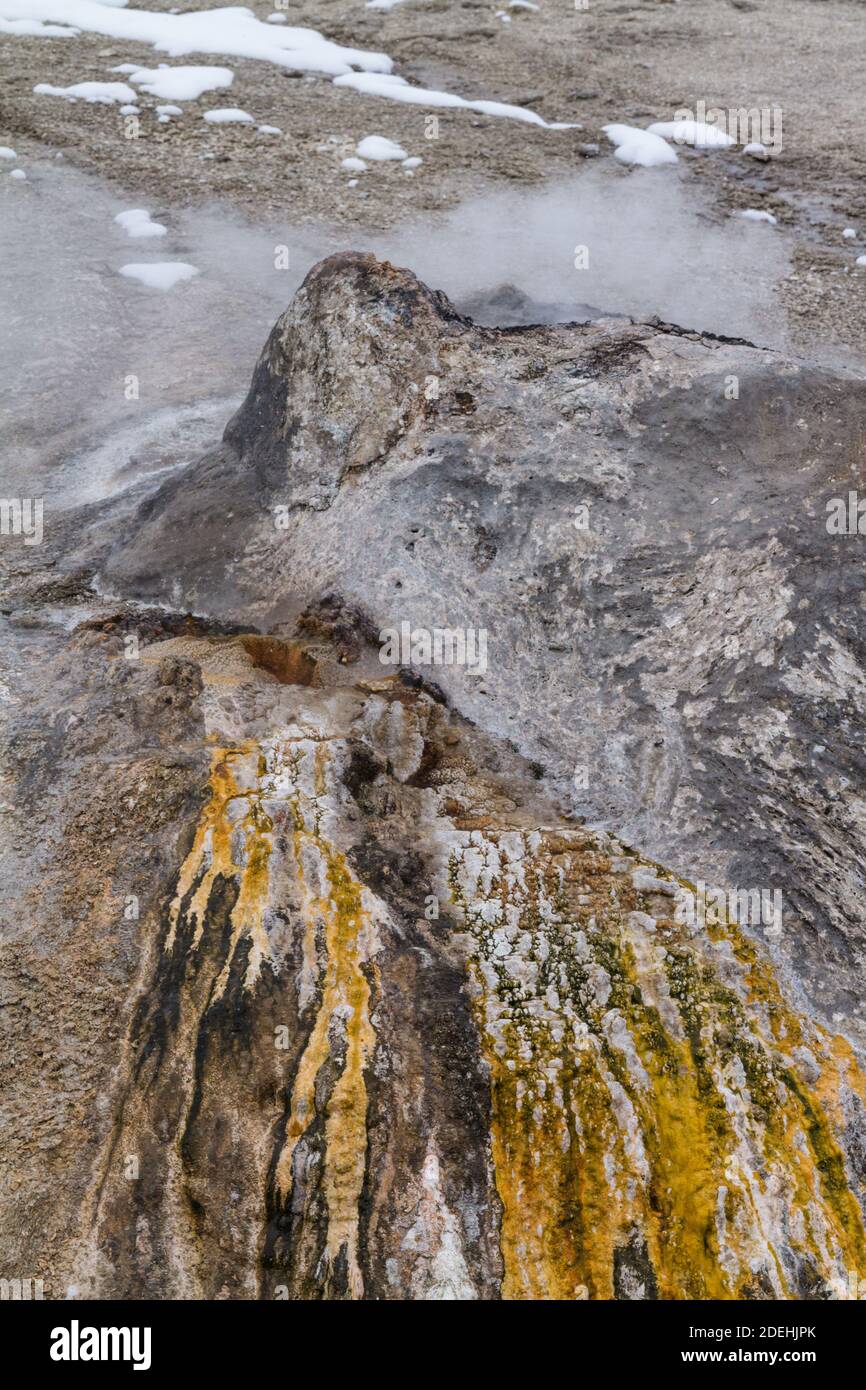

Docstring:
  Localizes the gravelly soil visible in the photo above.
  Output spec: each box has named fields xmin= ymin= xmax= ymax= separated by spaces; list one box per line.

xmin=1 ymin=0 xmax=865 ymax=352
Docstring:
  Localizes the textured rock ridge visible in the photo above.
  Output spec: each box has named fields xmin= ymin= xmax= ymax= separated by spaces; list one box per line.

xmin=2 ymin=255 xmax=865 ymax=1300
xmin=3 ymin=622 xmax=858 ymax=1301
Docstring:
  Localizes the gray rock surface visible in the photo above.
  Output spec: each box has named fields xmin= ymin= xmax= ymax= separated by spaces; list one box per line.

xmin=3 ymin=253 xmax=865 ymax=1301
xmin=105 ymin=252 xmax=866 ymax=1052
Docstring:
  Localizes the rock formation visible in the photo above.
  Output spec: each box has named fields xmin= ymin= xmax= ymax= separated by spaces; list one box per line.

xmin=2 ymin=255 xmax=865 ymax=1299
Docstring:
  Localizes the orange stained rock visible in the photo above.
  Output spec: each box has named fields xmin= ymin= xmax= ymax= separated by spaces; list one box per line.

xmin=165 ymin=744 xmax=273 ymax=995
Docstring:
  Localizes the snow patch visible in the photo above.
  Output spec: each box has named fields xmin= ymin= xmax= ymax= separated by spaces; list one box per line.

xmin=1 ymin=2 xmax=393 ymax=78
xmin=125 ymin=64 xmax=234 ymax=102
xmin=115 ymin=208 xmax=167 ymax=239
xmin=336 ymin=71 xmax=568 ymax=127
xmin=603 ymin=124 xmax=678 ymax=167
xmin=648 ymin=119 xmax=735 ymax=150
xmin=739 ymin=208 xmax=777 ymax=225
xmin=34 ymin=80 xmax=136 ymax=104
xmin=0 ymin=146 xmax=17 ymax=159
xmin=2 ymin=1 xmax=574 ymax=128
xmin=356 ymin=135 xmax=407 ymax=161
xmin=119 ymin=262 xmax=199 ymax=290
xmin=0 ymin=15 xmax=76 ymax=33
xmin=203 ymin=107 xmax=254 ymax=124
xmin=342 ymin=156 xmax=368 ymax=173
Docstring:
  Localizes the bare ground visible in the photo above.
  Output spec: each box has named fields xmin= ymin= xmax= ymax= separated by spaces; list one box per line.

xmin=1 ymin=0 xmax=865 ymax=350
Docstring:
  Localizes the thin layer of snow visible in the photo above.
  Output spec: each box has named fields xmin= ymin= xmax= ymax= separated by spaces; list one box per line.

xmin=402 ymin=156 xmax=422 ymax=169
xmin=156 ymin=104 xmax=183 ymax=117
xmin=739 ymin=208 xmax=777 ymax=225
xmin=603 ymin=124 xmax=678 ymax=167
xmin=125 ymin=64 xmax=234 ymax=102
xmin=9 ymin=168 xmax=27 ymax=180
xmin=115 ymin=208 xmax=167 ymax=238
xmin=0 ymin=2 xmax=393 ymax=78
xmin=335 ymin=71 xmax=568 ymax=127
xmin=203 ymin=107 xmax=254 ymax=124
xmin=257 ymin=124 xmax=282 ymax=134
xmin=119 ymin=262 xmax=199 ymax=290
xmin=0 ymin=146 xmax=17 ymax=159
xmin=0 ymin=15 xmax=75 ymax=33
xmin=119 ymin=104 xmax=139 ymax=115
xmin=266 ymin=11 xmax=288 ymax=20
xmin=342 ymin=156 xmax=367 ymax=172
xmin=34 ymin=80 xmax=136 ymax=104
xmin=366 ymin=0 xmax=408 ymax=8
xmin=2 ymin=2 xmax=574 ymax=128
xmin=648 ymin=119 xmax=735 ymax=150
xmin=356 ymin=135 xmax=407 ymax=161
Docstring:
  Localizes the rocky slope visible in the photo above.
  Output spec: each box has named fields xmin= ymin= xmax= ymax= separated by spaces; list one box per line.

xmin=1 ymin=255 xmax=865 ymax=1299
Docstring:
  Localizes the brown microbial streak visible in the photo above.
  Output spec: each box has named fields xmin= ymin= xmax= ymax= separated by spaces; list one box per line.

xmin=449 ymin=828 xmax=866 ymax=1300
xmin=272 ymin=744 xmax=376 ymax=1300
xmin=165 ymin=744 xmax=274 ymax=995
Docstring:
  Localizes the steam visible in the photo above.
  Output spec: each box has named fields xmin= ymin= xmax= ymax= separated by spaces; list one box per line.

xmin=0 ymin=155 xmax=797 ymax=506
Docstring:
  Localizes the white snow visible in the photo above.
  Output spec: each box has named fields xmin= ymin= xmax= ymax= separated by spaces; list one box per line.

xmin=115 ymin=208 xmax=167 ymax=238
xmin=119 ymin=104 xmax=139 ymax=115
xmin=203 ymin=107 xmax=254 ymax=124
xmin=257 ymin=124 xmax=282 ymax=134
xmin=266 ymin=11 xmax=288 ymax=20
xmin=0 ymin=2 xmax=392 ymax=78
xmin=2 ymin=2 xmax=574 ymax=128
xmin=34 ymin=80 xmax=136 ymax=104
xmin=341 ymin=156 xmax=367 ymax=172
xmin=648 ymin=119 xmax=735 ymax=150
xmin=0 ymin=15 xmax=76 ymax=33
xmin=402 ymin=155 xmax=422 ymax=169
xmin=856 ymin=255 xmax=866 ymax=268
xmin=842 ymin=228 xmax=857 ymax=240
xmin=356 ymin=135 xmax=407 ymax=161
xmin=9 ymin=168 xmax=27 ymax=180
xmin=336 ymin=72 xmax=568 ymax=127
xmin=119 ymin=262 xmax=199 ymax=290
xmin=743 ymin=141 xmax=769 ymax=160
xmin=739 ymin=208 xmax=777 ymax=224
xmin=366 ymin=0 xmax=408 ymax=8
xmin=156 ymin=104 xmax=183 ymax=117
xmin=603 ymin=124 xmax=678 ymax=167
xmin=0 ymin=146 xmax=17 ymax=159
xmin=124 ymin=65 xmax=234 ymax=102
